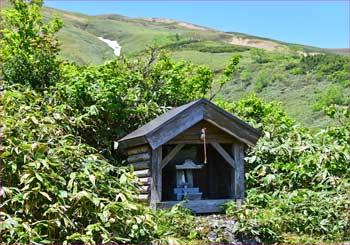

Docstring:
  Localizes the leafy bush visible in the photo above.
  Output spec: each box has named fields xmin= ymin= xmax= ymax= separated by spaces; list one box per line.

xmin=1 ymin=84 xmax=201 ymax=244
xmin=250 ymin=48 xmax=270 ymax=64
xmin=295 ymin=54 xmax=350 ymax=80
xmin=254 ymin=70 xmax=270 ymax=92
xmin=2 ymin=0 xmax=62 ymax=89
xmin=313 ymin=84 xmax=347 ymax=111
xmin=1 ymin=1 xmax=203 ymax=243
xmin=221 ymin=95 xmax=350 ymax=243
xmin=1 ymin=86 xmax=146 ymax=243
xmin=225 ymin=188 xmax=350 ymax=244
xmin=57 ymin=51 xmax=214 ymax=158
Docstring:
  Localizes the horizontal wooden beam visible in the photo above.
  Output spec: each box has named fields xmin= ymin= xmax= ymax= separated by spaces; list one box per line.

xmin=167 ymin=139 xmax=235 ymax=145
xmin=156 ymin=199 xmax=233 ymax=213
xmin=137 ymin=194 xmax=148 ymax=201
xmin=139 ymin=177 xmax=150 ymax=185
xmin=127 ymin=152 xmax=151 ymax=163
xmin=160 ymin=144 xmax=185 ymax=169
xmin=129 ymin=161 xmax=150 ymax=170
xmin=139 ymin=185 xmax=150 ymax=194
xmin=210 ymin=142 xmax=235 ymax=169
xmin=134 ymin=169 xmax=150 ymax=178
xmin=127 ymin=145 xmax=150 ymax=155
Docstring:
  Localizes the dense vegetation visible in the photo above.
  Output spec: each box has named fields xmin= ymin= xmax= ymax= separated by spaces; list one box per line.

xmin=219 ymin=96 xmax=350 ymax=243
xmin=1 ymin=0 xmax=209 ymax=243
xmin=1 ymin=0 xmax=350 ymax=244
xmin=3 ymin=0 xmax=349 ymax=128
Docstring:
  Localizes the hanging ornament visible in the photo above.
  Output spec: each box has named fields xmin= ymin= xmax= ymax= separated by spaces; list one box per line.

xmin=200 ymin=128 xmax=207 ymax=164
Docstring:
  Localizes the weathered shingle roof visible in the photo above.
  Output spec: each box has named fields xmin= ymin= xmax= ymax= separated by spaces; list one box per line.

xmin=119 ymin=100 xmax=198 ymax=142
xmin=117 ymin=98 xmax=261 ymax=149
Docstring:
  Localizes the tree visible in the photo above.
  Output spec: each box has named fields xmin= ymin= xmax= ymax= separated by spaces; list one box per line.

xmin=1 ymin=0 xmax=62 ymax=89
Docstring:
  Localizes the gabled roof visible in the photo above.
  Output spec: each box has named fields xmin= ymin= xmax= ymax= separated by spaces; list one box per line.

xmin=118 ymin=98 xmax=261 ymax=150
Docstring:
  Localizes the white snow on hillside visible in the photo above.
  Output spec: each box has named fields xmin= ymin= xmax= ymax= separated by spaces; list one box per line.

xmin=98 ymin=37 xmax=121 ymax=57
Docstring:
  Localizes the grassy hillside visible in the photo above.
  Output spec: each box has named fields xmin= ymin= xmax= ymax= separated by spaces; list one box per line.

xmin=2 ymin=0 xmax=349 ymax=128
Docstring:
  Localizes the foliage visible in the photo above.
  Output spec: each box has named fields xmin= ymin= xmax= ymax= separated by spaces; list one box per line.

xmin=1 ymin=1 xmax=202 ymax=243
xmin=222 ymin=95 xmax=350 ymax=243
xmin=216 ymin=93 xmax=295 ymax=135
xmin=14 ymin=0 xmax=349 ymax=128
xmin=183 ymin=41 xmax=251 ymax=53
xmin=313 ymin=84 xmax=348 ymax=111
xmin=2 ymin=1 xmax=350 ymax=244
xmin=1 ymin=0 xmax=62 ymax=89
xmin=225 ymin=188 xmax=350 ymax=244
xmin=58 ymin=49 xmax=214 ymax=158
xmin=1 ymin=86 xmax=143 ymax=243
xmin=250 ymin=48 xmax=270 ymax=64
xmin=253 ymin=70 xmax=270 ymax=92
xmin=289 ymin=54 xmax=350 ymax=89
xmin=0 ymin=84 xmax=200 ymax=244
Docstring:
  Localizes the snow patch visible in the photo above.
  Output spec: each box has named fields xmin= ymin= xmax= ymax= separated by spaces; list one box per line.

xmin=98 ymin=37 xmax=121 ymax=57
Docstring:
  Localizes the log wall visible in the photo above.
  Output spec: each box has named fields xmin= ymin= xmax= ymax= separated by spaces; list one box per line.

xmin=127 ymin=145 xmax=151 ymax=201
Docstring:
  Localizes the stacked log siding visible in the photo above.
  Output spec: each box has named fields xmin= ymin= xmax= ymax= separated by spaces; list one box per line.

xmin=127 ymin=145 xmax=151 ymax=201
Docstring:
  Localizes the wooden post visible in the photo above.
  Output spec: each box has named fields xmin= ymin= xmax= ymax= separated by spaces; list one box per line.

xmin=233 ymin=142 xmax=245 ymax=200
xmin=150 ymin=147 xmax=162 ymax=208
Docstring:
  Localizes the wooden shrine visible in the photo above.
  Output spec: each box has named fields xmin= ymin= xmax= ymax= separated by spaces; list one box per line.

xmin=116 ymin=98 xmax=261 ymax=213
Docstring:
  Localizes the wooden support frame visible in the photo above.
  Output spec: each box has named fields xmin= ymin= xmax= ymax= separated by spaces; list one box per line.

xmin=210 ymin=142 xmax=235 ymax=169
xmin=233 ymin=142 xmax=245 ymax=199
xmin=150 ymin=147 xmax=162 ymax=207
xmin=160 ymin=144 xmax=185 ymax=169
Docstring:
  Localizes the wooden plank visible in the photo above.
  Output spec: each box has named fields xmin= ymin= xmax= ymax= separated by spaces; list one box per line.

xmin=169 ymin=120 xmax=236 ymax=144
xmin=150 ymin=147 xmax=162 ymax=207
xmin=156 ymin=199 xmax=234 ymax=213
xmin=210 ymin=142 xmax=235 ymax=169
xmin=127 ymin=152 xmax=151 ymax=163
xmin=129 ymin=161 xmax=150 ymax=170
xmin=233 ymin=142 xmax=245 ymax=199
xmin=167 ymin=139 xmax=234 ymax=144
xmin=160 ymin=144 xmax=185 ymax=169
xmin=127 ymin=145 xmax=150 ymax=155
xmin=134 ymin=169 xmax=150 ymax=178
xmin=147 ymin=104 xmax=204 ymax=149
xmin=118 ymin=136 xmax=148 ymax=150
xmin=139 ymin=185 xmax=150 ymax=194
xmin=139 ymin=177 xmax=151 ymax=185
xmin=137 ymin=194 xmax=148 ymax=201
xmin=204 ymin=104 xmax=260 ymax=146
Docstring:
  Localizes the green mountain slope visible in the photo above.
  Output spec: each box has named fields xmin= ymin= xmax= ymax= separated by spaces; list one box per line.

xmin=2 ymin=1 xmax=349 ymax=128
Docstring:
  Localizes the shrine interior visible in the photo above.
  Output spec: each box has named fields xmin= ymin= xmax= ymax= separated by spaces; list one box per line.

xmin=161 ymin=144 xmax=234 ymax=201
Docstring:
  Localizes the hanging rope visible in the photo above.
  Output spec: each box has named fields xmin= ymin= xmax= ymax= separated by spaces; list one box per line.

xmin=201 ymin=128 xmax=207 ymax=164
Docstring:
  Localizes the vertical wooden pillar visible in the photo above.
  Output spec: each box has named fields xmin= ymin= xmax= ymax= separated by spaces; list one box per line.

xmin=150 ymin=146 xmax=162 ymax=208
xmin=233 ymin=142 xmax=245 ymax=200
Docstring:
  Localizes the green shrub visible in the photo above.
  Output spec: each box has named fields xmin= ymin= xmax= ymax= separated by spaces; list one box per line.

xmin=254 ymin=70 xmax=270 ymax=92
xmin=313 ymin=85 xmax=346 ymax=111
xmin=225 ymin=188 xmax=350 ymax=244
xmin=221 ymin=96 xmax=350 ymax=244
xmin=250 ymin=48 xmax=270 ymax=64
xmin=57 ymin=51 xmax=214 ymax=158
xmin=2 ymin=0 xmax=62 ymax=89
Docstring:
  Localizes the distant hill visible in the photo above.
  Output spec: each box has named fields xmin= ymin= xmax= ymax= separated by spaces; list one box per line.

xmin=2 ymin=1 xmax=349 ymax=128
